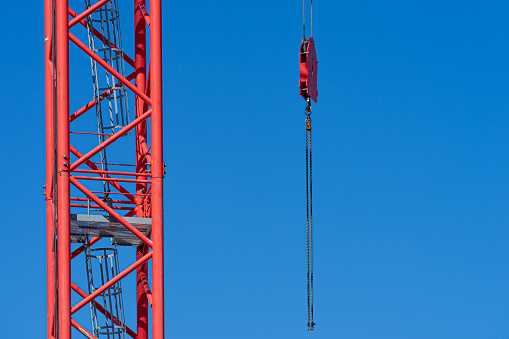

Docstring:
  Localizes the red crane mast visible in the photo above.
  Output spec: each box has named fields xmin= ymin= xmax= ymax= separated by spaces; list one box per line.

xmin=44 ymin=0 xmax=165 ymax=338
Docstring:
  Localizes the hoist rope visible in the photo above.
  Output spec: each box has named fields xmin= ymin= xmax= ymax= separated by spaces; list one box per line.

xmin=305 ymin=103 xmax=315 ymax=331
xmin=303 ymin=0 xmax=306 ymax=39
xmin=310 ymin=0 xmax=313 ymax=37
xmin=303 ymin=0 xmax=314 ymax=38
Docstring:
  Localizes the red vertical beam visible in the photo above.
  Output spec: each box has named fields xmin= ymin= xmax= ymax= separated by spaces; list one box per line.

xmin=137 ymin=247 xmax=149 ymax=338
xmin=135 ymin=1 xmax=149 ymax=338
xmin=45 ymin=0 xmax=55 ymax=337
xmin=56 ymin=0 xmax=71 ymax=338
xmin=150 ymin=0 xmax=165 ymax=337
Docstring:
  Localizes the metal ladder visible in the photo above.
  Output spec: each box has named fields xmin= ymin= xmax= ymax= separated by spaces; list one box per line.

xmin=85 ymin=246 xmax=126 ymax=338
xmin=85 ymin=0 xmax=130 ymax=202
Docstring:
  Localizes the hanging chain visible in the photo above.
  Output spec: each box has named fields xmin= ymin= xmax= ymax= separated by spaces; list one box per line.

xmin=302 ymin=0 xmax=316 ymax=329
xmin=305 ymin=99 xmax=315 ymax=331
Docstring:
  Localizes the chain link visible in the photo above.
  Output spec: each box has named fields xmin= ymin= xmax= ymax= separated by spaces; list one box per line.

xmin=306 ymin=114 xmax=311 ymax=330
xmin=305 ymin=101 xmax=315 ymax=331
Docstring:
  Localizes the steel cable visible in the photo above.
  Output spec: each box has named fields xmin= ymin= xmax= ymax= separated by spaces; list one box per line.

xmin=303 ymin=0 xmax=314 ymax=38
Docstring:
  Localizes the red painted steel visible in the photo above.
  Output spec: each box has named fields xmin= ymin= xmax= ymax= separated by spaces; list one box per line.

xmin=46 ymin=1 xmax=164 ymax=337
xmin=299 ymin=37 xmax=318 ymax=103
xmin=72 ymin=168 xmax=151 ymax=177
xmin=69 ymin=33 xmax=152 ymax=105
xmin=150 ymin=1 xmax=165 ymax=337
xmin=70 ymin=109 xmax=152 ymax=171
xmin=70 ymin=197 xmax=136 ymax=204
xmin=68 ymin=8 xmax=136 ymax=68
xmin=56 ymin=0 xmax=72 ymax=337
xmin=91 ymin=191 xmax=147 ymax=195
xmin=70 ymin=204 xmax=134 ymax=210
xmin=91 ymin=162 xmax=137 ymax=167
xmin=68 ymin=0 xmax=110 ymax=28
xmin=139 ymin=3 xmax=151 ymax=28
xmin=70 ymin=145 xmax=136 ymax=203
xmin=137 ymin=247 xmax=150 ymax=339
xmin=70 ymin=72 xmax=136 ymax=123
xmin=72 ymin=251 xmax=153 ymax=314
xmin=71 ymin=319 xmax=98 ymax=339
xmin=70 ymin=131 xmax=114 ymax=136
xmin=139 ymin=270 xmax=154 ymax=307
xmin=44 ymin=0 xmax=55 ymax=337
xmin=71 ymin=175 xmax=152 ymax=183
xmin=71 ymin=237 xmax=101 ymax=259
xmin=71 ymin=282 xmax=137 ymax=338
xmin=71 ymin=177 xmax=153 ymax=247
xmin=135 ymin=1 xmax=150 ymax=337
xmin=125 ymin=205 xmax=143 ymax=218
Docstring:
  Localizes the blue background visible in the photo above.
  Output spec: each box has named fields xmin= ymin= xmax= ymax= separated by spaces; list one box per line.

xmin=1 ymin=0 xmax=509 ymax=338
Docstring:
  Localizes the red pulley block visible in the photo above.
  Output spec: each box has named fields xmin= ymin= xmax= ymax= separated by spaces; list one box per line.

xmin=300 ymin=37 xmax=318 ymax=103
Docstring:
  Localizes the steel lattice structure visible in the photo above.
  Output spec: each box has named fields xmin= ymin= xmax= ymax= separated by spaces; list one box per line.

xmin=44 ymin=0 xmax=164 ymax=338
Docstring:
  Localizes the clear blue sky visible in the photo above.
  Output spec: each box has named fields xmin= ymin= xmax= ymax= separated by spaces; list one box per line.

xmin=1 ymin=0 xmax=509 ymax=338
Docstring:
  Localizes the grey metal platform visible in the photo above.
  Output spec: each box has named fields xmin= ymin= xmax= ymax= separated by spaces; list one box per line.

xmin=71 ymin=214 xmax=151 ymax=246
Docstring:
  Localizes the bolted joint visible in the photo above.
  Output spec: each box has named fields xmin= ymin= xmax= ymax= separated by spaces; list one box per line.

xmin=63 ymin=154 xmax=68 ymax=160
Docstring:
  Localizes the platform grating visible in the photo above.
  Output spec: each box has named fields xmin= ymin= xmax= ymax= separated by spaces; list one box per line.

xmin=71 ymin=214 xmax=151 ymax=246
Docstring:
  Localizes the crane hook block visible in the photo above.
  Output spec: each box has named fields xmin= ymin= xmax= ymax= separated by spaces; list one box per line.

xmin=300 ymin=37 xmax=318 ymax=103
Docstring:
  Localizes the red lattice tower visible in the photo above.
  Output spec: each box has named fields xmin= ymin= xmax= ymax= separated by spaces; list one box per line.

xmin=44 ymin=0 xmax=165 ymax=338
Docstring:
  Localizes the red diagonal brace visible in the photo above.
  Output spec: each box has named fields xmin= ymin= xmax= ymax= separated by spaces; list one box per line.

xmin=70 ymin=109 xmax=152 ymax=171
xmin=124 ymin=205 xmax=140 ymax=218
xmin=139 ymin=271 xmax=153 ymax=308
xmin=71 ymin=319 xmax=98 ymax=339
xmin=69 ymin=33 xmax=151 ymax=105
xmin=139 ymin=2 xmax=151 ymax=28
xmin=70 ymin=236 xmax=101 ymax=260
xmin=68 ymin=8 xmax=135 ymax=68
xmin=71 ymin=282 xmax=137 ymax=338
xmin=68 ymin=0 xmax=110 ymax=29
xmin=71 ymin=251 xmax=153 ymax=314
xmin=143 ymin=62 xmax=151 ymax=113
xmin=70 ymin=177 xmax=153 ymax=247
xmin=70 ymin=71 xmax=135 ymax=123
xmin=140 ymin=137 xmax=152 ymax=164
xmin=70 ymin=145 xmax=136 ymax=203
xmin=124 ymin=183 xmax=152 ymax=217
